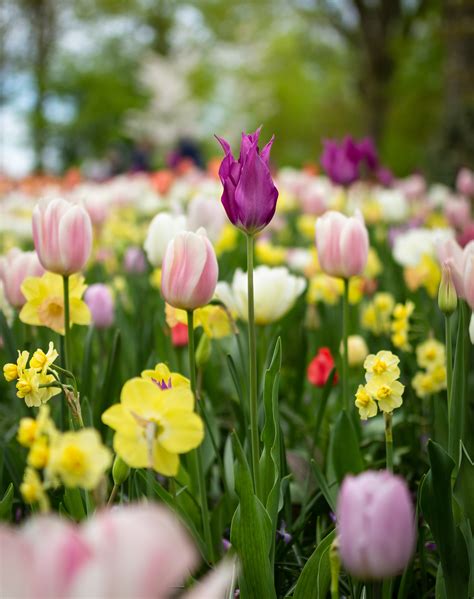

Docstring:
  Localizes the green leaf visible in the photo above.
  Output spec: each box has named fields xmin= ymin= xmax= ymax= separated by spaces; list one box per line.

xmin=420 ymin=440 xmax=470 ymax=599
xmin=230 ymin=434 xmax=276 ymax=599
xmin=311 ymin=460 xmax=336 ymax=513
xmin=63 ymin=487 xmax=86 ymax=521
xmin=293 ymin=529 xmax=336 ymax=599
xmin=313 ymin=368 xmax=336 ymax=443
xmin=0 ymin=483 xmax=14 ymax=521
xmin=80 ymin=324 xmax=95 ymax=402
xmin=0 ymin=310 xmax=16 ymax=361
xmin=95 ymin=329 xmax=121 ymax=422
xmin=330 ymin=411 xmax=364 ymax=484
xmin=454 ymin=443 xmax=474 ymax=525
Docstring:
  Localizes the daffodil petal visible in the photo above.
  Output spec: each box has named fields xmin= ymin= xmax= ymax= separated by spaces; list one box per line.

xmin=160 ymin=412 xmax=204 ymax=454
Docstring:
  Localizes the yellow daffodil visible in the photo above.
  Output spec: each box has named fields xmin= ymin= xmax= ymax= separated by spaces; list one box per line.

xmin=355 ymin=384 xmax=378 ymax=420
xmin=141 ymin=362 xmax=190 ymax=389
xmin=27 ymin=437 xmax=50 ymax=469
xmin=47 ymin=429 xmax=112 ymax=489
xmin=364 ymin=351 xmax=400 ymax=385
xmin=307 ymin=274 xmax=342 ymax=305
xmin=256 ymin=241 xmax=287 ymax=266
xmin=412 ymin=371 xmax=436 ymax=398
xmin=166 ymin=303 xmax=233 ymax=339
xmin=20 ymin=467 xmax=49 ymax=511
xmin=102 ymin=378 xmax=204 ymax=476
xmin=17 ymin=418 xmax=38 ymax=447
xmin=391 ymin=301 xmax=414 ymax=351
xmin=364 ymin=248 xmax=382 ymax=279
xmin=428 ymin=364 xmax=447 ymax=391
xmin=297 ymin=215 xmax=317 ymax=241
xmin=30 ymin=342 xmax=59 ymax=374
xmin=19 ymin=272 xmax=91 ymax=335
xmin=361 ymin=293 xmax=395 ymax=335
xmin=214 ymin=224 xmax=238 ymax=256
xmin=15 ymin=368 xmax=61 ymax=408
xmin=404 ymin=254 xmax=441 ymax=298
xmin=416 ymin=339 xmax=445 ymax=370
xmin=3 ymin=350 xmax=29 ymax=382
xmin=365 ymin=378 xmax=404 ymax=413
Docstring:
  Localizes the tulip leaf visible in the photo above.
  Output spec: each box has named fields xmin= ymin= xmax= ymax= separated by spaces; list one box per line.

xmin=0 ymin=310 xmax=16 ymax=361
xmin=420 ymin=440 xmax=470 ymax=599
xmin=293 ymin=529 xmax=335 ymax=599
xmin=330 ymin=411 xmax=364 ymax=484
xmin=80 ymin=324 xmax=95 ymax=403
xmin=313 ymin=368 xmax=336 ymax=443
xmin=63 ymin=487 xmax=86 ymax=521
xmin=230 ymin=433 xmax=276 ymax=599
xmin=0 ymin=483 xmax=14 ymax=521
xmin=449 ymin=302 xmax=469 ymax=462
xmin=96 ymin=329 xmax=121 ymax=422
xmin=454 ymin=442 xmax=474 ymax=525
xmin=310 ymin=460 xmax=336 ymax=513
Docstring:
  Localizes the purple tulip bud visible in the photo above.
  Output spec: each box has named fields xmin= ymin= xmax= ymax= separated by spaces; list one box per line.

xmin=337 ymin=471 xmax=416 ymax=579
xmin=84 ymin=284 xmax=115 ymax=329
xmin=216 ymin=127 xmax=279 ymax=234
xmin=124 ymin=246 xmax=147 ymax=274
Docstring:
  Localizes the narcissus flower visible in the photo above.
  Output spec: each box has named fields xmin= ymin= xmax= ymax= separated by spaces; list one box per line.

xmin=365 ymin=378 xmax=404 ymax=413
xmin=102 ymin=378 xmax=204 ymax=476
xmin=355 ymin=384 xmax=378 ymax=420
xmin=20 ymin=467 xmax=49 ymax=511
xmin=141 ymin=362 xmax=190 ymax=389
xmin=364 ymin=351 xmax=400 ymax=385
xmin=47 ymin=429 xmax=112 ymax=490
xmin=216 ymin=127 xmax=279 ymax=234
xmin=30 ymin=342 xmax=59 ymax=374
xmin=19 ymin=272 xmax=91 ymax=335
xmin=416 ymin=339 xmax=445 ymax=370
xmin=3 ymin=350 xmax=29 ymax=382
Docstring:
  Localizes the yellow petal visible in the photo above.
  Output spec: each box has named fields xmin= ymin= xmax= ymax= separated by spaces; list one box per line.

xmin=114 ymin=432 xmax=148 ymax=469
xmin=102 ymin=404 xmax=137 ymax=435
xmin=121 ymin=378 xmax=165 ymax=414
xmin=19 ymin=301 xmax=43 ymax=326
xmin=69 ymin=299 xmax=91 ymax=325
xmin=21 ymin=277 xmax=45 ymax=302
xmin=141 ymin=363 xmax=171 ymax=381
xmin=161 ymin=387 xmax=194 ymax=412
xmin=152 ymin=444 xmax=180 ymax=476
xmin=160 ymin=411 xmax=204 ymax=454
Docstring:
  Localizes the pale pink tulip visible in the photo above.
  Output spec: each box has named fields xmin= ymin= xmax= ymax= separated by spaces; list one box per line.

xmin=444 ymin=196 xmax=471 ymax=229
xmin=464 ymin=253 xmax=474 ymax=310
xmin=32 ymin=198 xmax=92 ymax=275
xmin=0 ymin=248 xmax=44 ymax=308
xmin=337 ymin=471 xmax=416 ymax=579
xmin=161 ymin=228 xmax=218 ymax=310
xmin=456 ymin=167 xmax=474 ymax=197
xmin=436 ymin=238 xmax=474 ymax=299
xmin=315 ymin=210 xmax=369 ymax=278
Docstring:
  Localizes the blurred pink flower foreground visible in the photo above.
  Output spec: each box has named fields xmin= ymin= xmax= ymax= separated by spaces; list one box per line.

xmin=0 ymin=504 xmax=235 ymax=599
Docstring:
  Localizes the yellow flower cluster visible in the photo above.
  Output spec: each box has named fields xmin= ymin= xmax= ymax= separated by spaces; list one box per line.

xmin=404 ymin=255 xmax=441 ymax=298
xmin=18 ymin=406 xmax=112 ymax=510
xmin=391 ymin=301 xmax=415 ymax=351
xmin=255 ymin=241 xmax=287 ymax=266
xmin=354 ymin=350 xmax=405 ymax=420
xmin=3 ymin=343 xmax=61 ymax=407
xmin=412 ymin=339 xmax=447 ymax=398
xmin=361 ymin=293 xmax=395 ymax=335
xmin=102 ymin=364 xmax=203 ymax=476
xmin=19 ymin=272 xmax=91 ymax=335
xmin=166 ymin=303 xmax=233 ymax=339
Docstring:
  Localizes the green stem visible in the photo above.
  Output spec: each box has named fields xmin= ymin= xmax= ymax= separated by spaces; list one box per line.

xmin=62 ymin=275 xmax=71 ymax=372
xmin=187 ymin=310 xmax=214 ymax=562
xmin=342 ymin=278 xmax=350 ymax=412
xmin=246 ymin=233 xmax=261 ymax=497
xmin=445 ymin=314 xmax=452 ymax=424
xmin=384 ymin=412 xmax=393 ymax=472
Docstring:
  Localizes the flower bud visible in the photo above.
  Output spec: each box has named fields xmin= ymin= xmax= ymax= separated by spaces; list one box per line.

xmin=32 ymin=198 xmax=92 ymax=275
xmin=341 ymin=335 xmax=369 ymax=367
xmin=315 ymin=211 xmax=369 ymax=279
xmin=195 ymin=334 xmax=211 ymax=368
xmin=337 ymin=470 xmax=416 ymax=579
xmin=161 ymin=229 xmax=218 ymax=311
xmin=85 ymin=284 xmax=115 ymax=329
xmin=112 ymin=455 xmax=130 ymax=486
xmin=438 ymin=262 xmax=458 ymax=315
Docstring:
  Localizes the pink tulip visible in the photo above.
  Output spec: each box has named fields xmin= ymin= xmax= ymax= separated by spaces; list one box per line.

xmin=436 ymin=238 xmax=474 ymax=299
xmin=0 ymin=248 xmax=44 ymax=308
xmin=32 ymin=198 xmax=92 ymax=275
xmin=337 ymin=471 xmax=416 ymax=579
xmin=456 ymin=167 xmax=474 ymax=197
xmin=124 ymin=246 xmax=147 ymax=274
xmin=315 ymin=210 xmax=369 ymax=278
xmin=84 ymin=284 xmax=115 ymax=328
xmin=444 ymin=196 xmax=471 ymax=229
xmin=161 ymin=228 xmax=218 ymax=310
xmin=464 ymin=253 xmax=474 ymax=310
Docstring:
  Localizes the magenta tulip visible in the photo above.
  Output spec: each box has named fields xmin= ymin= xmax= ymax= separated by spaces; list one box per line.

xmin=216 ymin=127 xmax=279 ymax=233
xmin=315 ymin=210 xmax=369 ymax=278
xmin=0 ymin=248 xmax=44 ymax=308
xmin=32 ymin=198 xmax=92 ymax=275
xmin=161 ymin=228 xmax=218 ymax=310
xmin=337 ymin=471 xmax=416 ymax=579
xmin=84 ymin=284 xmax=115 ymax=329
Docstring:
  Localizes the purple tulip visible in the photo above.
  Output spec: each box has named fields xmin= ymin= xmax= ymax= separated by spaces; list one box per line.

xmin=124 ymin=246 xmax=147 ymax=274
xmin=84 ymin=284 xmax=115 ymax=329
xmin=337 ymin=471 xmax=416 ymax=579
xmin=216 ymin=127 xmax=279 ymax=234
xmin=321 ymin=138 xmax=360 ymax=186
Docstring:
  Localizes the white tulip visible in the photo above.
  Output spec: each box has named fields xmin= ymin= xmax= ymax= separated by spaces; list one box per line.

xmin=215 ymin=266 xmax=306 ymax=325
xmin=187 ymin=196 xmax=226 ymax=242
xmin=144 ymin=212 xmax=187 ymax=267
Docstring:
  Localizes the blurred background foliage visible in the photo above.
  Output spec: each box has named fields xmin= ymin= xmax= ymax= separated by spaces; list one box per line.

xmin=1 ymin=0 xmax=473 ymax=181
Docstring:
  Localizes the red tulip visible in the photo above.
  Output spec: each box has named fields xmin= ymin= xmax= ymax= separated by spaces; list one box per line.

xmin=307 ymin=347 xmax=338 ymax=387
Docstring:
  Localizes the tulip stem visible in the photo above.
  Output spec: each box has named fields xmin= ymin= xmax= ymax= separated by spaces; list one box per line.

xmin=342 ymin=278 xmax=350 ymax=412
xmin=187 ymin=310 xmax=214 ymax=563
xmin=62 ymin=275 xmax=71 ymax=372
xmin=246 ymin=233 xmax=261 ymax=497
xmin=384 ymin=412 xmax=393 ymax=472
xmin=445 ymin=314 xmax=452 ymax=424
